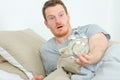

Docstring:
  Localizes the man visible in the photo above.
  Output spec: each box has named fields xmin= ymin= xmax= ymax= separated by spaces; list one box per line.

xmin=33 ymin=0 xmax=111 ymax=80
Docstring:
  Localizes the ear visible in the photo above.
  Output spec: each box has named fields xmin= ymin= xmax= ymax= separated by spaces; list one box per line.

xmin=67 ymin=13 xmax=70 ymax=21
xmin=44 ymin=20 xmax=49 ymax=28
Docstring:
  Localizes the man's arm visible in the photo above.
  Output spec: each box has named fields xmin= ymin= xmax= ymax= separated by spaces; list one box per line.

xmin=74 ymin=33 xmax=109 ymax=66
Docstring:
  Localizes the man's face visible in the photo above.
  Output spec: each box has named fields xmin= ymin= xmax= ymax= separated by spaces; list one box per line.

xmin=44 ymin=4 xmax=70 ymax=37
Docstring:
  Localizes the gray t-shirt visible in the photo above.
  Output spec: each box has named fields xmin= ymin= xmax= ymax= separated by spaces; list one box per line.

xmin=40 ymin=24 xmax=110 ymax=75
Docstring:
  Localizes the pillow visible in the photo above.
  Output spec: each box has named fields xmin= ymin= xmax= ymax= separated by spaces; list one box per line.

xmin=0 ymin=29 xmax=46 ymax=77
xmin=0 ymin=55 xmax=6 ymax=63
xmin=44 ymin=68 xmax=70 ymax=80
xmin=0 ymin=47 xmax=34 ymax=80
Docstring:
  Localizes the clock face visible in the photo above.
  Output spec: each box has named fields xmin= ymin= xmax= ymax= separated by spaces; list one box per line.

xmin=71 ymin=38 xmax=89 ymax=58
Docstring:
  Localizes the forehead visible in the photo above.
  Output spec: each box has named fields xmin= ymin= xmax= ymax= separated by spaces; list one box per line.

xmin=45 ymin=4 xmax=65 ymax=16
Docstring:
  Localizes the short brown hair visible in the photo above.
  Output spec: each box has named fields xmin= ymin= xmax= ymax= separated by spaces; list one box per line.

xmin=42 ymin=0 xmax=68 ymax=21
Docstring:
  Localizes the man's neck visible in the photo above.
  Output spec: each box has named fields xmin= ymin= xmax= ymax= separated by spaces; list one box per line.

xmin=55 ymin=28 xmax=72 ymax=44
xmin=55 ymin=37 xmax=68 ymax=44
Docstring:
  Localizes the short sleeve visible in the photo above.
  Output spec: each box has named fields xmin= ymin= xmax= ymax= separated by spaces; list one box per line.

xmin=77 ymin=24 xmax=111 ymax=40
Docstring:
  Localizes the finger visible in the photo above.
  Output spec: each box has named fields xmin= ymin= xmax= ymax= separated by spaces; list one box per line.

xmin=76 ymin=53 xmax=90 ymax=60
xmin=73 ymin=57 xmax=85 ymax=66
xmin=82 ymin=54 xmax=91 ymax=60
xmin=73 ymin=58 xmax=80 ymax=63
xmin=79 ymin=55 xmax=89 ymax=63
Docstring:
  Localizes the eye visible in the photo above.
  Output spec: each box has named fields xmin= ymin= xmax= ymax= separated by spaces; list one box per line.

xmin=49 ymin=16 xmax=54 ymax=20
xmin=47 ymin=16 xmax=55 ymax=22
xmin=59 ymin=13 xmax=64 ymax=17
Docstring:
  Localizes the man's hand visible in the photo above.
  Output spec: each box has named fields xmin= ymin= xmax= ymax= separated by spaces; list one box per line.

xmin=73 ymin=53 xmax=94 ymax=66
xmin=32 ymin=75 xmax=44 ymax=80
xmin=74 ymin=33 xmax=109 ymax=66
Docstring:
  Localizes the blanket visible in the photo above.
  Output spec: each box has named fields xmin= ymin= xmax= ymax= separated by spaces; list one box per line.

xmin=44 ymin=41 xmax=120 ymax=80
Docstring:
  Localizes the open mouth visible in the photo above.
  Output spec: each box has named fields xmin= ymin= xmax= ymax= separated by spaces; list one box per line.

xmin=57 ymin=26 xmax=63 ymax=29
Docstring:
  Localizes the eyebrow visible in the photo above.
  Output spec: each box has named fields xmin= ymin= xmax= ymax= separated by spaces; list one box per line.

xmin=46 ymin=10 xmax=65 ymax=18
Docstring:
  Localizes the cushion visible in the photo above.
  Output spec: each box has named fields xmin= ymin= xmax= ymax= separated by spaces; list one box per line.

xmin=0 ymin=55 xmax=6 ymax=63
xmin=0 ymin=29 xmax=46 ymax=77
xmin=44 ymin=68 xmax=70 ymax=80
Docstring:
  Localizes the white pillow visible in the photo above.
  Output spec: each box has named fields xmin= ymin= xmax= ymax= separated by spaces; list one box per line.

xmin=0 ymin=70 xmax=22 ymax=80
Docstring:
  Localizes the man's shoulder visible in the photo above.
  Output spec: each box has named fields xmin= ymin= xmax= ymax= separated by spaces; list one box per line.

xmin=76 ymin=24 xmax=100 ymax=29
xmin=74 ymin=24 xmax=102 ymax=33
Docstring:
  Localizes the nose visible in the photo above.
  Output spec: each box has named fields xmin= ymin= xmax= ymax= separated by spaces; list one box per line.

xmin=55 ymin=17 xmax=61 ymax=23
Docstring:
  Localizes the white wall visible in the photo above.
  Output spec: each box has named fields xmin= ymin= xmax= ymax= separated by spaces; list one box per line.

xmin=0 ymin=0 xmax=119 ymax=41
xmin=111 ymin=0 xmax=120 ymax=41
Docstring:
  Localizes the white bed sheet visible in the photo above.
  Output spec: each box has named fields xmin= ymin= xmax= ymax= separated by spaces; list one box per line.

xmin=0 ymin=70 xmax=23 ymax=80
